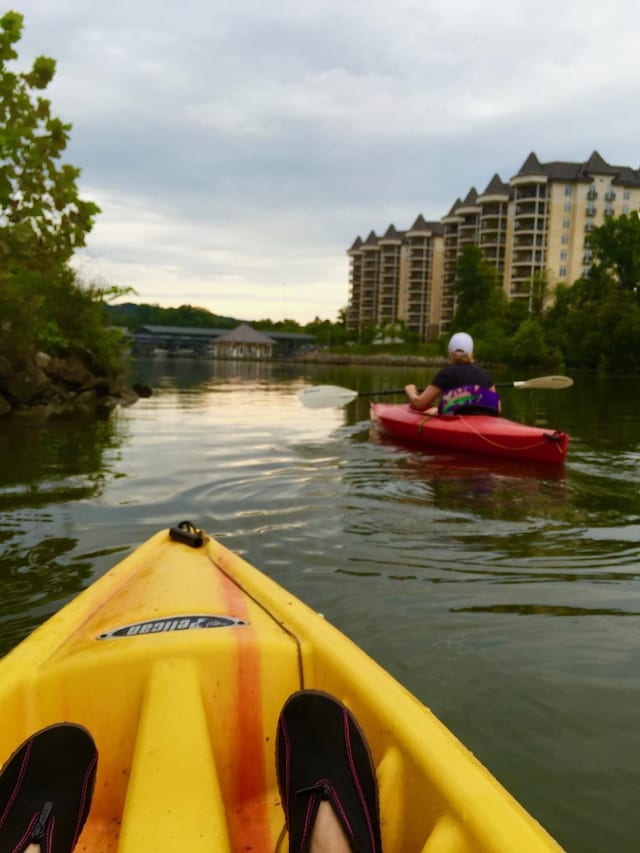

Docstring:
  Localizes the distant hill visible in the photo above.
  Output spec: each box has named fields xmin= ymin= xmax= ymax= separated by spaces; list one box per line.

xmin=105 ymin=303 xmax=240 ymax=330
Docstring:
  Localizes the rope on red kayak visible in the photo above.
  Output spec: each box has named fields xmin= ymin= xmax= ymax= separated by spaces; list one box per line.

xmin=457 ymin=416 xmax=565 ymax=454
xmin=417 ymin=413 xmax=433 ymax=433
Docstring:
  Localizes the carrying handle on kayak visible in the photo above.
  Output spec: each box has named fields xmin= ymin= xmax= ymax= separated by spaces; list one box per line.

xmin=169 ymin=520 xmax=207 ymax=548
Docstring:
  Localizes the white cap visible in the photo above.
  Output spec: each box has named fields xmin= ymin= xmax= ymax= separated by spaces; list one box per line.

xmin=448 ymin=332 xmax=473 ymax=354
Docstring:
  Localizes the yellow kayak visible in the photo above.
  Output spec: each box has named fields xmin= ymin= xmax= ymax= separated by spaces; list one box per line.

xmin=0 ymin=524 xmax=564 ymax=852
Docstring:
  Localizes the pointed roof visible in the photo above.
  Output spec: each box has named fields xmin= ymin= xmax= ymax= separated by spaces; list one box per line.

xmin=362 ymin=230 xmax=379 ymax=248
xmin=409 ymin=214 xmax=430 ymax=231
xmin=216 ymin=324 xmax=274 ymax=345
xmin=443 ymin=197 xmax=462 ymax=218
xmin=479 ymin=173 xmax=510 ymax=197
xmin=406 ymin=215 xmax=444 ymax=237
xmin=348 ymin=236 xmax=363 ymax=253
xmin=379 ymin=224 xmax=403 ymax=243
xmin=458 ymin=187 xmax=479 ymax=208
xmin=580 ymin=151 xmax=640 ymax=186
xmin=513 ymin=152 xmax=591 ymax=183
xmin=515 ymin=152 xmax=545 ymax=177
xmin=584 ymin=150 xmax=615 ymax=174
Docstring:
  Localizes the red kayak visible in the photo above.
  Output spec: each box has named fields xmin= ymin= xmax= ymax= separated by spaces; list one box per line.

xmin=370 ymin=403 xmax=569 ymax=463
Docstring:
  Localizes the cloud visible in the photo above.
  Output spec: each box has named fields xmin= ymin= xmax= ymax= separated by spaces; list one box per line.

xmin=14 ymin=0 xmax=640 ymax=322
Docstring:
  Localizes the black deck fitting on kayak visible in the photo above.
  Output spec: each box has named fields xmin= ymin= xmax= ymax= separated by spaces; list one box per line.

xmin=543 ymin=432 xmax=564 ymax=442
xmin=169 ymin=521 xmax=206 ymax=548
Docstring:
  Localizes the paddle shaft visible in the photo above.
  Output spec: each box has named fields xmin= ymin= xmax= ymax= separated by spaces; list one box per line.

xmin=354 ymin=377 xmax=571 ymax=396
xmin=297 ymin=375 xmax=572 ymax=407
xmin=356 ymin=382 xmax=508 ymax=397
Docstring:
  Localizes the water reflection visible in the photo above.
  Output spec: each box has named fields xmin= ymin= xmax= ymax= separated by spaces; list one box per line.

xmin=1 ymin=362 xmax=640 ymax=853
xmin=0 ymin=416 xmax=127 ymax=654
xmin=131 ymin=356 xmax=309 ymax=392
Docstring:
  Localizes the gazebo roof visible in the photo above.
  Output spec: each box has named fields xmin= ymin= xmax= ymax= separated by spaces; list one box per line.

xmin=215 ymin=324 xmax=274 ymax=344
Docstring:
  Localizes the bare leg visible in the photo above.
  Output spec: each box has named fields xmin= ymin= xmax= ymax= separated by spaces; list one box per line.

xmin=309 ymin=801 xmax=352 ymax=853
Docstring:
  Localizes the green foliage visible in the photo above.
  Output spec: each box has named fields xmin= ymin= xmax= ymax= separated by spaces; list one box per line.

xmin=542 ymin=262 xmax=640 ymax=370
xmin=303 ymin=315 xmax=348 ymax=346
xmin=107 ymin=302 xmax=238 ymax=330
xmin=508 ymin=318 xmax=553 ymax=368
xmin=589 ymin=211 xmax=640 ymax=294
xmin=0 ymin=266 xmax=132 ymax=374
xmin=452 ymin=245 xmax=507 ymax=330
xmin=444 ymin=217 xmax=640 ymax=371
xmin=0 ymin=11 xmax=100 ymax=271
xmin=529 ymin=270 xmax=551 ymax=317
xmin=0 ymin=11 xmax=131 ymax=378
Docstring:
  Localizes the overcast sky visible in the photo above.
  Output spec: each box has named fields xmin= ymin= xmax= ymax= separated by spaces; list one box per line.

xmin=13 ymin=0 xmax=640 ymax=323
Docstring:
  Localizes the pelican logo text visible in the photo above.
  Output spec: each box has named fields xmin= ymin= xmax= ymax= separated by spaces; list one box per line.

xmin=97 ymin=614 xmax=248 ymax=640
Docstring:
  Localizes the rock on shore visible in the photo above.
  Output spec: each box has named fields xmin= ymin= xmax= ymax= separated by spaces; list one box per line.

xmin=0 ymin=351 xmax=147 ymax=419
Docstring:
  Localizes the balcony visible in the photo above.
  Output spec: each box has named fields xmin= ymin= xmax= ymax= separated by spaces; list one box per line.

xmin=514 ymin=220 xmax=547 ymax=234
xmin=587 ymin=188 xmax=598 ymax=200
xmin=515 ymin=200 xmax=547 ymax=215
xmin=514 ymin=188 xmax=548 ymax=201
xmin=605 ymin=190 xmax=616 ymax=201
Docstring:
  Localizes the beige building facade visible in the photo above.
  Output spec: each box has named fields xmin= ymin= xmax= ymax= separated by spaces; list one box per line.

xmin=346 ymin=151 xmax=640 ymax=341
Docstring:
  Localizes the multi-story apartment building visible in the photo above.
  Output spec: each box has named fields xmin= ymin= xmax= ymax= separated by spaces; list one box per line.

xmin=346 ymin=151 xmax=640 ymax=340
xmin=347 ymin=217 xmax=444 ymax=340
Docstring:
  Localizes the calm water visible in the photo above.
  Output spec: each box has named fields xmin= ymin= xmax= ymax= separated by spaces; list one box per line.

xmin=2 ymin=358 xmax=640 ymax=852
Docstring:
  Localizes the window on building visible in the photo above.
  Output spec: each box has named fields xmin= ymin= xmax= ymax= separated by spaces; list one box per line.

xmin=564 ymin=202 xmax=572 ymax=212
xmin=624 ymin=190 xmax=631 ymax=200
xmin=561 ymin=233 xmax=569 ymax=244
xmin=563 ymin=219 xmax=570 ymax=229
xmin=623 ymin=205 xmax=629 ymax=214
xmin=583 ymin=265 xmax=591 ymax=276
xmin=559 ymin=266 xmax=567 ymax=278
xmin=560 ymin=250 xmax=568 ymax=260
xmin=564 ymin=185 xmax=572 ymax=196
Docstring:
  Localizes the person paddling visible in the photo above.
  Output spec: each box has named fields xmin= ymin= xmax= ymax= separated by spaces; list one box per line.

xmin=404 ymin=331 xmax=501 ymax=415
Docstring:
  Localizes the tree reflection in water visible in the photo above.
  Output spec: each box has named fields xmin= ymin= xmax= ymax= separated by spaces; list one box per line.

xmin=0 ymin=416 xmax=127 ymax=654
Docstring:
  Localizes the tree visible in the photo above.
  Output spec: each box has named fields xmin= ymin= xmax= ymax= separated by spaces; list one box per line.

xmin=452 ymin=245 xmax=507 ymax=330
xmin=528 ymin=269 xmax=551 ymax=317
xmin=543 ymin=264 xmax=640 ymax=370
xmin=509 ymin=317 xmax=552 ymax=368
xmin=0 ymin=12 xmax=131 ymax=376
xmin=0 ymin=11 xmax=99 ymax=272
xmin=589 ymin=211 xmax=640 ymax=295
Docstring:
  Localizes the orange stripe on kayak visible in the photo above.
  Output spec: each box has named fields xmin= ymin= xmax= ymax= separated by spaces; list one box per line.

xmin=218 ymin=569 xmax=272 ymax=851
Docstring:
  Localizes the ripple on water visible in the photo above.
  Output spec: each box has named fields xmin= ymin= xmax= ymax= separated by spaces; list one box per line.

xmin=2 ymin=370 xmax=640 ymax=853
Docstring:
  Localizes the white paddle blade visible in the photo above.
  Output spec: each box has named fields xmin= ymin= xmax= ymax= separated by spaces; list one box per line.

xmin=298 ymin=385 xmax=358 ymax=408
xmin=513 ymin=375 xmax=573 ymax=390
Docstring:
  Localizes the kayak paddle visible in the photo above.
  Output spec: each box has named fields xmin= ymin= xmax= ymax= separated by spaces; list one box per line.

xmin=298 ymin=375 xmax=573 ymax=408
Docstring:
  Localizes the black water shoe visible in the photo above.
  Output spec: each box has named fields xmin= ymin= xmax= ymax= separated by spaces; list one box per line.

xmin=276 ymin=689 xmax=382 ymax=853
xmin=0 ymin=723 xmax=97 ymax=853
